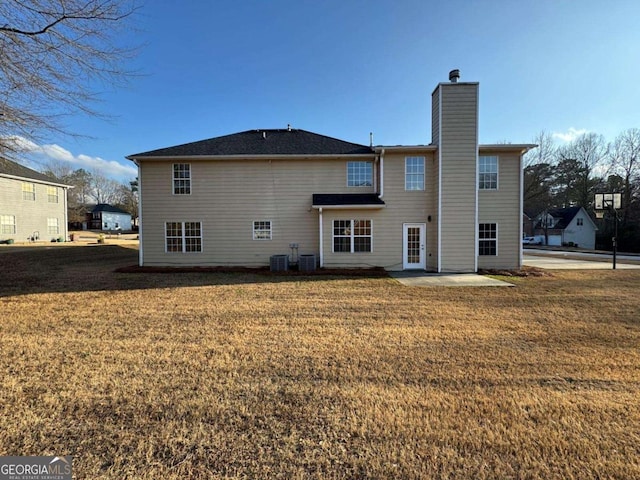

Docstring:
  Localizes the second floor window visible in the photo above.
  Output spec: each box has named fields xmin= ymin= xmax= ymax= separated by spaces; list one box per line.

xmin=47 ymin=186 xmax=59 ymax=203
xmin=405 ymin=157 xmax=425 ymax=190
xmin=173 ymin=163 xmax=191 ymax=195
xmin=479 ymin=156 xmax=498 ymax=190
xmin=347 ymin=161 xmax=372 ymax=187
xmin=22 ymin=182 xmax=35 ymax=201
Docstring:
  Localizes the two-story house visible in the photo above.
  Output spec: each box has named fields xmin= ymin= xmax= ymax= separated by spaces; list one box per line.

xmin=0 ymin=157 xmax=70 ymax=243
xmin=127 ymin=71 xmax=535 ymax=272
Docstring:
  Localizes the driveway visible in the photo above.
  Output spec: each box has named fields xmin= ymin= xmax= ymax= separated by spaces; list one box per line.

xmin=524 ymin=252 xmax=640 ymax=270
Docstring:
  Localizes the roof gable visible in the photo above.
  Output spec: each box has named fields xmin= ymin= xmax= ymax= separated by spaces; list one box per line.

xmin=0 ymin=157 xmax=64 ymax=185
xmin=127 ymin=129 xmax=373 ymax=158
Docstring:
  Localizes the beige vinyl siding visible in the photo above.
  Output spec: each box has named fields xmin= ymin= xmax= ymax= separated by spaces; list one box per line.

xmin=478 ymin=151 xmax=522 ymax=269
xmin=321 ymin=151 xmax=436 ymax=270
xmin=140 ymin=157 xmax=375 ymax=266
xmin=0 ymin=177 xmax=67 ymax=241
xmin=431 ymin=89 xmax=440 ymax=145
xmin=427 ymin=154 xmax=439 ymax=270
xmin=437 ymin=83 xmax=479 ymax=272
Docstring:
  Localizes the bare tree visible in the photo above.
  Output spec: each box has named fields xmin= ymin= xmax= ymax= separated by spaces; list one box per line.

xmin=0 ymin=0 xmax=139 ymax=158
xmin=558 ymin=132 xmax=608 ymax=209
xmin=90 ymin=170 xmax=120 ymax=204
xmin=609 ymin=128 xmax=640 ymax=224
xmin=523 ymin=130 xmax=556 ymax=168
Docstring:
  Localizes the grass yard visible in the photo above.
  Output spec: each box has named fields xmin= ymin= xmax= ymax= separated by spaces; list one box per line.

xmin=1 ymin=245 xmax=639 ymax=479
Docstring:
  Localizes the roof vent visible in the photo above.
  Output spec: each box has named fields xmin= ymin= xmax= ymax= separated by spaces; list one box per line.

xmin=262 ymin=131 xmax=266 ymax=139
xmin=449 ymin=69 xmax=460 ymax=83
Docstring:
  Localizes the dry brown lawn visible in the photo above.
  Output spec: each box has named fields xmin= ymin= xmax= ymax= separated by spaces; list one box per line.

xmin=1 ymin=245 xmax=639 ymax=479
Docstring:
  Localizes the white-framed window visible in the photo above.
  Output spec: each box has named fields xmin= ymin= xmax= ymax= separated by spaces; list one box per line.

xmin=47 ymin=186 xmax=59 ymax=203
xmin=479 ymin=223 xmax=497 ymax=256
xmin=1 ymin=215 xmax=16 ymax=234
xmin=347 ymin=161 xmax=373 ymax=187
xmin=22 ymin=182 xmax=35 ymax=201
xmin=479 ymin=156 xmax=498 ymax=190
xmin=253 ymin=221 xmax=272 ymax=240
xmin=173 ymin=163 xmax=191 ymax=195
xmin=333 ymin=219 xmax=372 ymax=253
xmin=165 ymin=221 xmax=202 ymax=253
xmin=405 ymin=156 xmax=425 ymax=190
xmin=47 ymin=218 xmax=59 ymax=235
xmin=577 ymin=218 xmax=584 ymax=226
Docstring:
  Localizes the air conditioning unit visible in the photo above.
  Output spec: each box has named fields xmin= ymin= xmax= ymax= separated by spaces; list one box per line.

xmin=299 ymin=254 xmax=316 ymax=272
xmin=270 ymin=254 xmax=289 ymax=272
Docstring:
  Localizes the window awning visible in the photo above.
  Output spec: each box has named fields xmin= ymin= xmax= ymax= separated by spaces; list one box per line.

xmin=312 ymin=193 xmax=386 ymax=209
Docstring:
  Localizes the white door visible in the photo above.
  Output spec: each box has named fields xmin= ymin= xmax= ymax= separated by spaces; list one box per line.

xmin=403 ymin=223 xmax=426 ymax=269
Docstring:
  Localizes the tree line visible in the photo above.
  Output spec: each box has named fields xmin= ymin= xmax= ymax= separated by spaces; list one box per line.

xmin=43 ymin=161 xmax=138 ymax=227
xmin=524 ymin=129 xmax=640 ymax=252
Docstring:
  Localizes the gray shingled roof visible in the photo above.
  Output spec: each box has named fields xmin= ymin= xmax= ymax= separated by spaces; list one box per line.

xmin=127 ymin=129 xmax=374 ymax=158
xmin=91 ymin=203 xmax=131 ymax=215
xmin=312 ymin=194 xmax=386 ymax=206
xmin=0 ymin=157 xmax=63 ymax=184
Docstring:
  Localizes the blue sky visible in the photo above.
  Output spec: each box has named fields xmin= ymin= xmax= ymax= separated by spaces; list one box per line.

xmin=22 ymin=0 xmax=640 ymax=181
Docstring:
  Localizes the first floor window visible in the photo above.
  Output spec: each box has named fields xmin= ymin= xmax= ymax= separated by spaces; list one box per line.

xmin=333 ymin=219 xmax=372 ymax=253
xmin=166 ymin=221 xmax=202 ymax=253
xmin=1 ymin=215 xmax=16 ymax=234
xmin=173 ymin=163 xmax=191 ymax=195
xmin=22 ymin=182 xmax=35 ymax=201
xmin=405 ymin=156 xmax=425 ymax=190
xmin=479 ymin=223 xmax=497 ymax=256
xmin=479 ymin=156 xmax=498 ymax=190
xmin=47 ymin=186 xmax=59 ymax=203
xmin=253 ymin=221 xmax=272 ymax=240
xmin=347 ymin=161 xmax=373 ymax=187
xmin=47 ymin=218 xmax=59 ymax=235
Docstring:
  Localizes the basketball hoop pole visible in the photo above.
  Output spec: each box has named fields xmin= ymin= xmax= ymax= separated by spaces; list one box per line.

xmin=612 ymin=208 xmax=618 ymax=270
xmin=595 ymin=193 xmax=621 ymax=270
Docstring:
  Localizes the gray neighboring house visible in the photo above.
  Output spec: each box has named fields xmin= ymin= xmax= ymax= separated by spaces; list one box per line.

xmin=0 ymin=157 xmax=70 ymax=242
xmin=535 ymin=206 xmax=597 ymax=249
xmin=88 ymin=204 xmax=132 ymax=231
xmin=127 ymin=71 xmax=535 ymax=272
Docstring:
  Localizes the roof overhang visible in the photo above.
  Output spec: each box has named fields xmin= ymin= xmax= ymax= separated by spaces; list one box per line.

xmin=311 ymin=193 xmax=386 ymax=210
xmin=374 ymin=145 xmax=437 ymax=153
xmin=479 ymin=144 xmax=537 ymax=154
xmin=0 ymin=173 xmax=72 ymax=188
xmin=126 ymin=153 xmax=376 ymax=162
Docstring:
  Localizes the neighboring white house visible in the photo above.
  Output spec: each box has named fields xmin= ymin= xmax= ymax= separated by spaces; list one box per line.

xmin=535 ymin=206 xmax=597 ymax=249
xmin=127 ymin=70 xmax=535 ymax=272
xmin=88 ymin=204 xmax=132 ymax=231
xmin=0 ymin=157 xmax=70 ymax=243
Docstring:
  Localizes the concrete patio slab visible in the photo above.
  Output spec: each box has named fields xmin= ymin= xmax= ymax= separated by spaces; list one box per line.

xmin=390 ymin=272 xmax=514 ymax=287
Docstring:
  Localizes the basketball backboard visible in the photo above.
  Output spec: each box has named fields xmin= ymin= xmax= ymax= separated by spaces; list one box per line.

xmin=594 ymin=193 xmax=621 ymax=210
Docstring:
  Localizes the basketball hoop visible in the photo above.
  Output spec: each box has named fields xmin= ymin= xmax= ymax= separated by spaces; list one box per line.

xmin=594 ymin=192 xmax=621 ymax=269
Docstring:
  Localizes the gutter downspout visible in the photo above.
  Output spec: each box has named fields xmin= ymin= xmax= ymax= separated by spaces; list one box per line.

xmin=318 ymin=207 xmax=323 ymax=268
xmin=519 ymin=151 xmax=524 ymax=269
xmin=378 ymin=149 xmax=385 ymax=199
xmin=63 ymin=186 xmax=69 ymax=241
xmin=136 ymin=161 xmax=143 ymax=266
